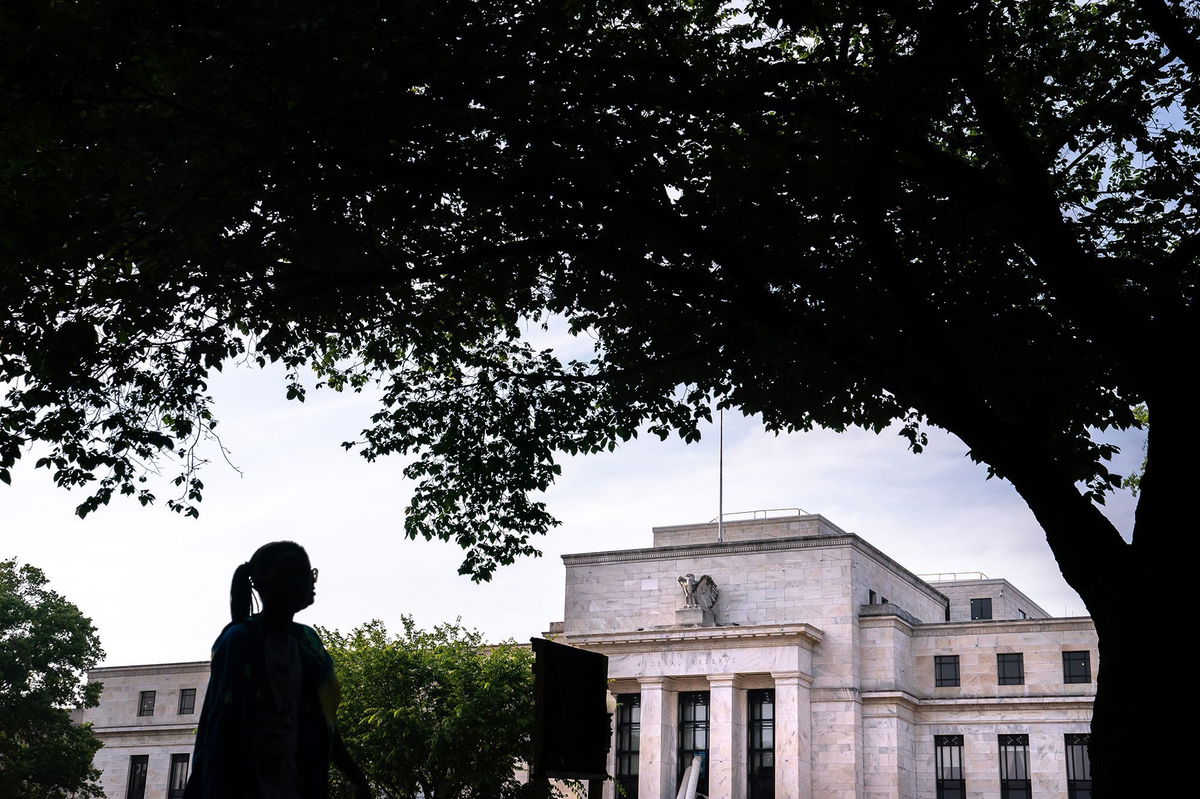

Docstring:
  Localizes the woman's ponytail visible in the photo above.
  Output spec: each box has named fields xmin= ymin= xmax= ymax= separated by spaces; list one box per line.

xmin=230 ymin=561 xmax=254 ymax=622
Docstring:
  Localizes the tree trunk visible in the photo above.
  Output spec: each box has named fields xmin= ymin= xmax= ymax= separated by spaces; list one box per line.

xmin=1086 ymin=555 xmax=1181 ymax=798
xmin=1008 ymin=494 xmax=1188 ymax=798
xmin=1085 ymin=391 xmax=1194 ymax=797
xmin=936 ymin=402 xmax=1186 ymax=796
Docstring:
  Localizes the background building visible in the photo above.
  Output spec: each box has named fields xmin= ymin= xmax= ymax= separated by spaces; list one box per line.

xmin=552 ymin=513 xmax=1095 ymax=799
xmin=78 ymin=662 xmax=207 ymax=799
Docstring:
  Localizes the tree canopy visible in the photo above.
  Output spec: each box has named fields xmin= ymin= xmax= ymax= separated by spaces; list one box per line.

xmin=322 ymin=618 xmax=537 ymax=799
xmin=1 ymin=0 xmax=1193 ymax=578
xmin=0 ymin=559 xmax=104 ymax=799
xmin=2 ymin=2 xmax=1198 ymax=791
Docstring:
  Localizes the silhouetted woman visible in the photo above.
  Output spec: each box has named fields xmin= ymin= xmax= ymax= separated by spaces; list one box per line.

xmin=186 ymin=541 xmax=370 ymax=799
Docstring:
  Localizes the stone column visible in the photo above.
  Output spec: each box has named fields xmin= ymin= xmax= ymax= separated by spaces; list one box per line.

xmin=708 ymin=674 xmax=746 ymax=799
xmin=638 ymin=677 xmax=676 ymax=799
xmin=605 ymin=691 xmax=619 ymax=799
xmin=772 ymin=670 xmax=814 ymax=799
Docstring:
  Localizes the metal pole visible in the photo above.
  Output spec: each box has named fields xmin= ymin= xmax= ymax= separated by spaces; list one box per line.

xmin=718 ymin=406 xmax=725 ymax=544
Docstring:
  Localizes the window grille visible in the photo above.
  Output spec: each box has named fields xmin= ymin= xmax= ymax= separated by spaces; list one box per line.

xmin=1065 ymin=733 xmax=1092 ymax=799
xmin=126 ymin=755 xmax=148 ymax=799
xmin=748 ymin=689 xmax=775 ymax=799
xmin=935 ymin=655 xmax=960 ymax=687
xmin=137 ymin=690 xmax=155 ymax=717
xmin=178 ymin=688 xmax=196 ymax=715
xmin=615 ymin=694 xmax=640 ymax=799
xmin=935 ymin=735 xmax=965 ymax=799
xmin=1062 ymin=651 xmax=1091 ymax=684
xmin=999 ymin=734 xmax=1031 ymax=799
xmin=677 ymin=691 xmax=709 ymax=797
xmin=168 ymin=754 xmax=190 ymax=799
xmin=997 ymin=653 xmax=1025 ymax=685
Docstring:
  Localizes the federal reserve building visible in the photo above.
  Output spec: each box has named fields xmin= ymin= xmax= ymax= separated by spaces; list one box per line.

xmin=550 ymin=513 xmax=1094 ymax=799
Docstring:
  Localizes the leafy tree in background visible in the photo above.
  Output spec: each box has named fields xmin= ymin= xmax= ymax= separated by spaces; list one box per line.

xmin=321 ymin=619 xmax=536 ymax=799
xmin=1119 ymin=404 xmax=1150 ymax=494
xmin=0 ymin=559 xmax=104 ymax=799
xmin=1 ymin=0 xmax=1197 ymax=792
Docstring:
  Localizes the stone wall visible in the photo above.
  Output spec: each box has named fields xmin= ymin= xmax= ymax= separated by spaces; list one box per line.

xmin=912 ymin=714 xmax=1092 ymax=799
xmin=563 ymin=534 xmax=945 ymax=638
xmin=82 ymin=662 xmax=209 ymax=799
xmin=911 ymin=618 xmax=1097 ymax=699
xmin=932 ymin=579 xmax=1050 ymax=622
xmin=856 ymin=612 xmax=1096 ymax=799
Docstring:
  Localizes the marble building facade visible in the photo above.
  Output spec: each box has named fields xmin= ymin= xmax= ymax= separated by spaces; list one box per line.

xmin=553 ymin=514 xmax=1095 ymax=799
xmin=76 ymin=661 xmax=209 ymax=799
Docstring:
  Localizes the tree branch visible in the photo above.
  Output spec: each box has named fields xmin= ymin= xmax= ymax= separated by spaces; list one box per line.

xmin=935 ymin=7 xmax=1152 ymax=370
xmin=898 ymin=380 xmax=1130 ymax=609
xmin=1048 ymin=53 xmax=1176 ymax=157
xmin=1164 ymin=227 xmax=1200 ymax=273
xmin=1136 ymin=0 xmax=1200 ymax=76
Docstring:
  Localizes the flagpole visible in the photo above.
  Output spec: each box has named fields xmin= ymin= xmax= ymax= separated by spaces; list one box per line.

xmin=718 ymin=406 xmax=725 ymax=544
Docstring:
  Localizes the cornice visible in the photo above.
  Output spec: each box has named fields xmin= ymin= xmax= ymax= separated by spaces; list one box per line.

xmin=92 ymin=723 xmax=198 ymax=736
xmin=856 ymin=692 xmax=1095 ymax=716
xmin=916 ymin=695 xmax=1095 ymax=713
xmin=913 ymin=618 xmax=1095 ymax=636
xmin=88 ymin=661 xmax=210 ymax=678
xmin=858 ymin=607 xmax=921 ymax=630
xmin=564 ymin=622 xmax=825 ymax=654
xmin=562 ymin=534 xmax=854 ymax=564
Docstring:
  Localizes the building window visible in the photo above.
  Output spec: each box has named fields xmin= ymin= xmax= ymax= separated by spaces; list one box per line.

xmin=1062 ymin=651 xmax=1091 ymax=684
xmin=935 ymin=735 xmax=965 ymax=799
xmin=970 ymin=598 xmax=993 ymax=620
xmin=168 ymin=754 xmax=190 ymax=799
xmin=747 ymin=689 xmax=775 ymax=799
xmin=998 ymin=734 xmax=1031 ymax=799
xmin=935 ymin=655 xmax=961 ymax=687
xmin=1065 ymin=733 xmax=1092 ymax=799
xmin=1018 ymin=609 xmax=1028 ymax=619
xmin=677 ymin=691 xmax=709 ymax=797
xmin=615 ymin=694 xmax=640 ymax=799
xmin=178 ymin=688 xmax=196 ymax=715
xmin=997 ymin=653 xmax=1024 ymax=685
xmin=126 ymin=755 xmax=149 ymax=799
xmin=137 ymin=690 xmax=156 ymax=717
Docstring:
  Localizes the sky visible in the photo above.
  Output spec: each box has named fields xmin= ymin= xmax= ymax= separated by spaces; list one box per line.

xmin=0 ymin=348 xmax=1144 ymax=668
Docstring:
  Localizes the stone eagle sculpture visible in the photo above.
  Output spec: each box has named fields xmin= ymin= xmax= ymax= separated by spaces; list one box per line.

xmin=678 ymin=573 xmax=719 ymax=610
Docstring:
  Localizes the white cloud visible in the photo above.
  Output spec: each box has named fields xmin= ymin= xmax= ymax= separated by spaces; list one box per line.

xmin=0 ymin=366 xmax=1143 ymax=664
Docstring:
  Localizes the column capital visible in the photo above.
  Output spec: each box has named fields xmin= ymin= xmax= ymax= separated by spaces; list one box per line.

xmin=706 ymin=673 xmax=744 ymax=689
xmin=770 ymin=670 xmax=815 ymax=687
xmin=637 ymin=675 xmax=678 ymax=690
